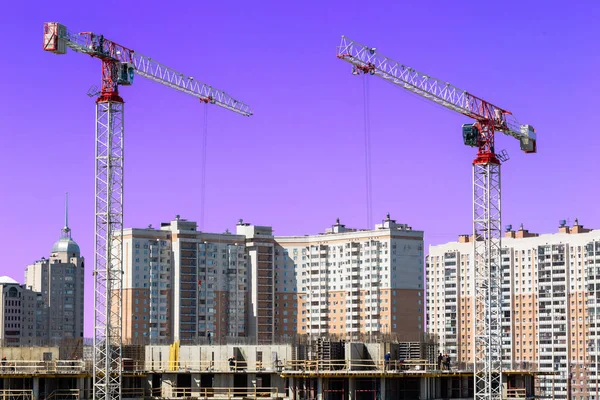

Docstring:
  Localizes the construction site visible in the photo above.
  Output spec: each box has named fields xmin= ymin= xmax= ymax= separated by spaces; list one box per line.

xmin=0 ymin=338 xmax=540 ymax=400
xmin=36 ymin=17 xmax=540 ymax=400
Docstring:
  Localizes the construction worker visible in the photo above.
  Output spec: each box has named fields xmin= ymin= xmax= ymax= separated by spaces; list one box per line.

xmin=384 ymin=352 xmax=391 ymax=371
xmin=397 ymin=356 xmax=405 ymax=371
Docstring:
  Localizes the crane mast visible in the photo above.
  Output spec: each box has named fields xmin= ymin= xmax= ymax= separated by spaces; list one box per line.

xmin=43 ymin=22 xmax=252 ymax=400
xmin=337 ymin=36 xmax=536 ymax=400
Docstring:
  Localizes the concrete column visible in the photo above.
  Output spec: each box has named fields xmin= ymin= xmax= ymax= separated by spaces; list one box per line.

xmin=147 ymin=375 xmax=154 ymax=398
xmin=288 ymin=377 xmax=295 ymax=400
xmin=419 ymin=376 xmax=429 ymax=400
xmin=75 ymin=376 xmax=86 ymax=397
xmin=462 ymin=376 xmax=470 ymax=397
xmin=379 ymin=378 xmax=386 ymax=400
xmin=316 ymin=377 xmax=323 ymax=400
xmin=192 ymin=374 xmax=201 ymax=397
xmin=348 ymin=378 xmax=356 ymax=400
xmin=161 ymin=374 xmax=175 ymax=398
xmin=192 ymin=374 xmax=201 ymax=389
xmin=213 ymin=374 xmax=233 ymax=390
xmin=33 ymin=377 xmax=39 ymax=400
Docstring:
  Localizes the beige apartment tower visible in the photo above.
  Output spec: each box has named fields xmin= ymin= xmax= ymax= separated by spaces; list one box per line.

xmin=121 ymin=217 xmax=248 ymax=344
xmin=427 ymin=220 xmax=600 ymax=400
xmin=236 ymin=221 xmax=276 ymax=343
xmin=274 ymin=214 xmax=424 ymax=340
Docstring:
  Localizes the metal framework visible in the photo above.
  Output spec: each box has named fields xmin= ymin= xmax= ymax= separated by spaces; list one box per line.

xmin=42 ymin=24 xmax=252 ymax=116
xmin=43 ymin=21 xmax=252 ymax=400
xmin=473 ymin=161 xmax=502 ymax=399
xmin=337 ymin=36 xmax=536 ymax=400
xmin=94 ymin=98 xmax=124 ymax=400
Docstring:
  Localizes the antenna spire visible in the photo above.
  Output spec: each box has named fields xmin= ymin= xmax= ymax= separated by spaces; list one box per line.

xmin=65 ymin=192 xmax=69 ymax=229
xmin=61 ymin=192 xmax=71 ymax=239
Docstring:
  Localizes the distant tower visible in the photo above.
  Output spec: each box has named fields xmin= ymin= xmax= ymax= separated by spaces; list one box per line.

xmin=25 ymin=193 xmax=85 ymax=340
xmin=51 ymin=192 xmax=80 ymax=259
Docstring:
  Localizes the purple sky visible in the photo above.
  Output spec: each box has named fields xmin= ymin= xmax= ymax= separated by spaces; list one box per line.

xmin=1 ymin=1 xmax=598 ymax=336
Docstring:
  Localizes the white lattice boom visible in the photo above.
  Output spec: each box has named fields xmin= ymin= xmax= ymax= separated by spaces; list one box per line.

xmin=43 ymin=23 xmax=252 ymax=116
xmin=337 ymin=36 xmax=537 ymax=400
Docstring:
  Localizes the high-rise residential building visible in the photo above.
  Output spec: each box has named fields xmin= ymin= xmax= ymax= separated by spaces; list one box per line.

xmin=121 ymin=216 xmax=248 ymax=344
xmin=426 ymin=220 xmax=600 ymax=400
xmin=274 ymin=214 xmax=425 ymax=340
xmin=0 ymin=277 xmax=44 ymax=345
xmin=120 ymin=215 xmax=425 ymax=344
xmin=236 ymin=221 xmax=275 ymax=343
xmin=121 ymin=225 xmax=172 ymax=342
xmin=25 ymin=198 xmax=85 ymax=340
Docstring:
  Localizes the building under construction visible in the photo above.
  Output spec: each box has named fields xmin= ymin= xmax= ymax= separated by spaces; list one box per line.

xmin=0 ymin=338 xmax=540 ymax=400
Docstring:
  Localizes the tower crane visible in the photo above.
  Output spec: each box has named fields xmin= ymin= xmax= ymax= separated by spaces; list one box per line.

xmin=43 ymin=22 xmax=252 ymax=400
xmin=337 ymin=36 xmax=536 ymax=400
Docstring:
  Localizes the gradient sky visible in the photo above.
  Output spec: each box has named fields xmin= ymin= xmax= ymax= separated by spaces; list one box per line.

xmin=1 ymin=1 xmax=598 ymax=336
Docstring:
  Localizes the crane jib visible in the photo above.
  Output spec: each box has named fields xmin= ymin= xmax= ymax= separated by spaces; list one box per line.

xmin=338 ymin=46 xmax=535 ymax=153
xmin=340 ymin=54 xmax=508 ymax=124
xmin=42 ymin=22 xmax=253 ymax=116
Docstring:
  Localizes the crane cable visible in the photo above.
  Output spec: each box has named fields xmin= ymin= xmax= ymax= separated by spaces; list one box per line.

xmin=363 ymin=74 xmax=373 ymax=229
xmin=200 ymin=103 xmax=208 ymax=231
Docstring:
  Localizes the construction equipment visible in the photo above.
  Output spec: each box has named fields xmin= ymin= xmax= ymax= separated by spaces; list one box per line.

xmin=337 ymin=36 xmax=536 ymax=400
xmin=43 ymin=22 xmax=252 ymax=400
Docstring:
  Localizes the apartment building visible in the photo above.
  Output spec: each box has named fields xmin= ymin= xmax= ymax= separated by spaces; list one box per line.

xmin=121 ymin=216 xmax=248 ymax=344
xmin=25 ymin=216 xmax=85 ymax=340
xmin=121 ymin=226 xmax=172 ymax=342
xmin=0 ymin=277 xmax=43 ymax=345
xmin=426 ymin=220 xmax=600 ymax=400
xmin=120 ymin=215 xmax=424 ymax=344
xmin=236 ymin=221 xmax=275 ymax=343
xmin=274 ymin=214 xmax=425 ymax=340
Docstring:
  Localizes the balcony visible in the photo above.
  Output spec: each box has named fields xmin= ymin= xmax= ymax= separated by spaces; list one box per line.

xmin=180 ymin=267 xmax=197 ymax=275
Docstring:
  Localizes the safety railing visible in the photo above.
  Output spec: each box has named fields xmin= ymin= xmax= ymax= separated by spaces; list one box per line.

xmin=0 ymin=390 xmax=34 ymax=400
xmin=281 ymin=359 xmax=437 ymax=373
xmin=134 ymin=357 xmax=535 ymax=375
xmin=151 ymin=387 xmax=279 ymax=399
xmin=144 ymin=358 xmax=441 ymax=374
xmin=45 ymin=389 xmax=79 ymax=400
xmin=282 ymin=359 xmax=347 ymax=372
xmin=454 ymin=361 xmax=540 ymax=372
xmin=0 ymin=360 xmax=86 ymax=374
xmin=78 ymin=388 xmax=144 ymax=400
xmin=382 ymin=359 xmax=436 ymax=372
xmin=122 ymin=388 xmax=145 ymax=398
xmin=505 ymin=388 xmax=527 ymax=398
xmin=145 ymin=359 xmax=284 ymax=373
